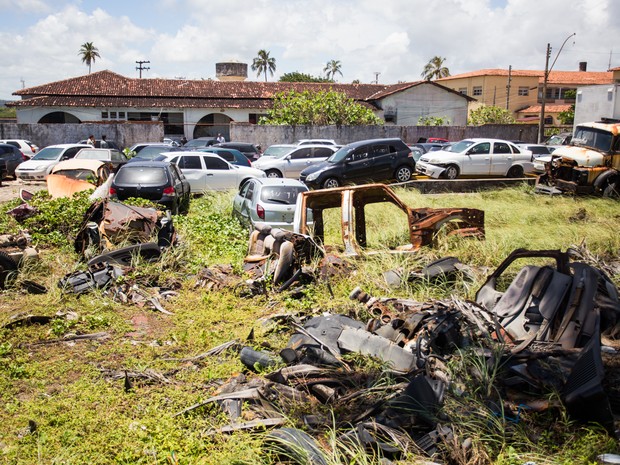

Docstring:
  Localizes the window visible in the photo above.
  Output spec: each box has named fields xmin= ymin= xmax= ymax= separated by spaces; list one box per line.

xmin=102 ymin=111 xmax=109 ymax=119
xmin=238 ymin=180 xmax=251 ymax=197
xmin=493 ymin=142 xmax=511 ymax=154
xmin=518 ymin=87 xmax=529 ymax=96
xmin=350 ymin=148 xmax=369 ymax=161
xmin=204 ymin=156 xmax=229 ymax=170
xmin=469 ymin=142 xmax=490 ymax=154
xmin=473 ymin=86 xmax=483 ymax=96
xmin=178 ymin=156 xmax=202 ymax=169
xmin=372 ymin=145 xmax=390 ymax=157
xmin=458 ymin=87 xmax=467 ymax=95
xmin=314 ymin=147 xmax=335 ymax=157
xmin=290 ymin=148 xmax=311 ymax=160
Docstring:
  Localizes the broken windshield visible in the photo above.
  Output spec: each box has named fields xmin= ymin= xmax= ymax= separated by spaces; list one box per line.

xmin=572 ymin=126 xmax=613 ymax=152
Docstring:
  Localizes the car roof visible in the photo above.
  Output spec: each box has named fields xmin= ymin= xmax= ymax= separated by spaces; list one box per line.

xmin=289 ymin=144 xmax=338 ymax=150
xmin=119 ymin=160 xmax=173 ymax=168
xmin=52 ymin=159 xmax=107 ymax=172
xmin=250 ymin=177 xmax=308 ymax=188
xmin=343 ymin=138 xmax=405 ymax=148
xmin=44 ymin=144 xmax=91 ymax=149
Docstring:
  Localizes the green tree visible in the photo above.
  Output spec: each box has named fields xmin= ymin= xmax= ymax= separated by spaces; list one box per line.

xmin=279 ymin=72 xmax=331 ymax=83
xmin=418 ymin=116 xmax=450 ymax=126
xmin=468 ymin=105 xmax=516 ymax=125
xmin=78 ymin=42 xmax=100 ymax=74
xmin=421 ymin=56 xmax=450 ymax=81
xmin=251 ymin=49 xmax=276 ymax=82
xmin=323 ymin=59 xmax=343 ymax=81
xmin=259 ymin=89 xmax=382 ymax=125
xmin=558 ymin=90 xmax=576 ymax=125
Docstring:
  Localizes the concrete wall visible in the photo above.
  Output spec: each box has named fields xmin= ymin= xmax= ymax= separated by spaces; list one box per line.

xmin=230 ymin=123 xmax=539 ymax=148
xmin=0 ymin=122 xmax=164 ymax=149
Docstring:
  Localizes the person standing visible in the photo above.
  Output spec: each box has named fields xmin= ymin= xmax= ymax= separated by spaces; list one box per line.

xmin=216 ymin=133 xmax=225 ymax=144
xmin=100 ymin=135 xmax=109 ymax=148
xmin=87 ymin=135 xmax=96 ymax=146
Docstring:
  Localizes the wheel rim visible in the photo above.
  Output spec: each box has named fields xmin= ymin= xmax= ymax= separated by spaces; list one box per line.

xmin=446 ymin=167 xmax=457 ymax=179
xmin=266 ymin=171 xmax=280 ymax=178
xmin=605 ymin=182 xmax=620 ymax=199
xmin=396 ymin=167 xmax=411 ymax=182
xmin=324 ymin=178 xmax=339 ymax=188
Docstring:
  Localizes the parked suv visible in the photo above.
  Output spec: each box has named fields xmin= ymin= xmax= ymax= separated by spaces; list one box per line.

xmin=253 ymin=145 xmax=338 ymax=179
xmin=299 ymin=138 xmax=414 ymax=189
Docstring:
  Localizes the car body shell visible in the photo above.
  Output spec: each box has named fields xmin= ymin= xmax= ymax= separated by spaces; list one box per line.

xmin=299 ymin=138 xmax=414 ymax=189
xmin=415 ymin=138 xmax=534 ymax=179
xmin=15 ymin=144 xmax=91 ymax=181
xmin=160 ymin=151 xmax=265 ymax=193
xmin=253 ymin=145 xmax=338 ymax=179
xmin=47 ymin=158 xmax=111 ymax=198
xmin=232 ymin=177 xmax=310 ymax=230
xmin=110 ymin=161 xmax=191 ymax=214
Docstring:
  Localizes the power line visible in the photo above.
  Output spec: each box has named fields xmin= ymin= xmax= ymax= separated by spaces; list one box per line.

xmin=136 ymin=60 xmax=150 ymax=78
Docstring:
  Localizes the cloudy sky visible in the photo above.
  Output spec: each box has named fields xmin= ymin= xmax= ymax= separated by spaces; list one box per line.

xmin=1 ymin=0 xmax=618 ymax=100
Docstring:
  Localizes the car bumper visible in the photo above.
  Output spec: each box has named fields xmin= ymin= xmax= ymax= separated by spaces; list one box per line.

xmin=16 ymin=170 xmax=47 ymax=181
xmin=415 ymin=161 xmax=445 ymax=179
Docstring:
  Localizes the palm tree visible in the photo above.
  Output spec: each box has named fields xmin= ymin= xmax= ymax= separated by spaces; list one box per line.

xmin=251 ymin=50 xmax=276 ymax=82
xmin=78 ymin=42 xmax=101 ymax=74
xmin=421 ymin=56 xmax=450 ymax=81
xmin=323 ymin=60 xmax=343 ymax=81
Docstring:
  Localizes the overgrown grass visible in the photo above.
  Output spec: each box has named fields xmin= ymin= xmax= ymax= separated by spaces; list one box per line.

xmin=0 ymin=186 xmax=618 ymax=464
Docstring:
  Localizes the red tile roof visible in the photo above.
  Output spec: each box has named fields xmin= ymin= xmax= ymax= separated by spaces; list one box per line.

xmin=437 ymin=68 xmax=612 ymax=85
xmin=517 ymin=104 xmax=572 ymax=114
xmin=10 ymin=70 xmax=470 ymax=109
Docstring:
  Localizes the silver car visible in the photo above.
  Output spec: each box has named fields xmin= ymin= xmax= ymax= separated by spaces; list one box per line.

xmin=252 ymin=144 xmax=338 ymax=179
xmin=15 ymin=144 xmax=90 ymax=181
xmin=232 ymin=178 xmax=309 ymax=230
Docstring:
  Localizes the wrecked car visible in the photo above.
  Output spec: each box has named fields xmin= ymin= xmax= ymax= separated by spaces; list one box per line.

xmin=46 ymin=158 xmax=112 ymax=199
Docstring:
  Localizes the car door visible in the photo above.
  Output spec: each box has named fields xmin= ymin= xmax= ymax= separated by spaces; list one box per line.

xmin=367 ymin=143 xmax=393 ymax=180
xmin=202 ymin=155 xmax=238 ymax=190
xmin=284 ymin=147 xmax=312 ymax=178
xmin=233 ymin=180 xmax=254 ymax=226
xmin=490 ymin=141 xmax=513 ymax=176
xmin=307 ymin=147 xmax=336 ymax=171
xmin=462 ymin=142 xmax=491 ymax=175
xmin=174 ymin=155 xmax=205 ymax=192
xmin=342 ymin=145 xmax=373 ymax=182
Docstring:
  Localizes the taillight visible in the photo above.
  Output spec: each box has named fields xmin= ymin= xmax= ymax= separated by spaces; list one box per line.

xmin=109 ymin=187 xmax=116 ymax=196
xmin=20 ymin=151 xmax=27 ymax=161
xmin=163 ymin=186 xmax=176 ymax=195
xmin=257 ymin=204 xmax=265 ymax=219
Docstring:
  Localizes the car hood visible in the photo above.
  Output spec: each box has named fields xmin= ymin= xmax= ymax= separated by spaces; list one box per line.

xmin=18 ymin=159 xmax=57 ymax=169
xmin=551 ymin=146 xmax=606 ymax=167
xmin=300 ymin=161 xmax=330 ymax=175
xmin=235 ymin=165 xmax=266 ymax=177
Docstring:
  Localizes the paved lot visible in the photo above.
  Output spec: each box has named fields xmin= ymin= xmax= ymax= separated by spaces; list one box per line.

xmin=0 ymin=179 xmax=47 ymax=203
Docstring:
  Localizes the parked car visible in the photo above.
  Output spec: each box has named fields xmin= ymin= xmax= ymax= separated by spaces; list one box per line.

xmin=214 ymin=142 xmax=262 ymax=161
xmin=262 ymin=144 xmax=297 ymax=158
xmin=74 ymin=148 xmax=128 ymax=171
xmin=0 ymin=143 xmax=26 ymax=179
xmin=253 ymin=145 xmax=338 ymax=179
xmin=77 ymin=139 xmax=121 ymax=150
xmin=198 ymin=147 xmax=252 ymax=167
xmin=518 ymin=143 xmax=554 ymax=157
xmin=299 ymin=138 xmax=414 ymax=189
xmin=544 ymin=132 xmax=572 ymax=147
xmin=161 ymin=151 xmax=265 ymax=193
xmin=127 ymin=144 xmax=181 ymax=163
xmin=0 ymin=139 xmax=39 ymax=158
xmin=295 ymin=139 xmax=338 ymax=146
xmin=411 ymin=142 xmax=450 ymax=153
xmin=232 ymin=178 xmax=309 ymax=230
xmin=47 ymin=159 xmax=112 ymax=199
xmin=183 ymin=137 xmax=218 ymax=149
xmin=415 ymin=138 xmax=534 ymax=179
xmin=15 ymin=144 xmax=90 ymax=181
xmin=110 ymin=161 xmax=191 ymax=214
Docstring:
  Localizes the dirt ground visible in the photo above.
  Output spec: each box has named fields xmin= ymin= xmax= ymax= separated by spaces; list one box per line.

xmin=0 ymin=179 xmax=47 ymax=203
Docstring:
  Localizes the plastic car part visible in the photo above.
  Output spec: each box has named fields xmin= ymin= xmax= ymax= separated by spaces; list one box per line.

xmin=0 ymin=251 xmax=18 ymax=289
xmin=86 ymin=242 xmax=163 ymax=268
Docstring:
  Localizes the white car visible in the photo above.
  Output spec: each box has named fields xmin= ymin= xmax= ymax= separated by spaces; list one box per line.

xmin=15 ymin=144 xmax=90 ymax=181
xmin=253 ymin=145 xmax=338 ymax=179
xmin=162 ymin=151 xmax=265 ymax=193
xmin=0 ymin=139 xmax=39 ymax=158
xmin=295 ymin=139 xmax=338 ymax=146
xmin=415 ymin=138 xmax=534 ymax=179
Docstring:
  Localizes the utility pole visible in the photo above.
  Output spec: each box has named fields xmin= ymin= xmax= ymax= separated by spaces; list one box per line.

xmin=373 ymin=72 xmax=380 ymax=84
xmin=20 ymin=77 xmax=25 ymax=89
xmin=538 ymin=33 xmax=576 ymax=143
xmin=506 ymin=65 xmax=512 ymax=110
xmin=136 ymin=60 xmax=150 ymax=78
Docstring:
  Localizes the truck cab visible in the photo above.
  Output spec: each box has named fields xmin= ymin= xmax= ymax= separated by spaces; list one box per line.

xmin=536 ymin=120 xmax=620 ymax=198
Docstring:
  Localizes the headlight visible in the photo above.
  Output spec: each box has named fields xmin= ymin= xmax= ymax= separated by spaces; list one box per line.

xmin=305 ymin=171 xmax=320 ymax=181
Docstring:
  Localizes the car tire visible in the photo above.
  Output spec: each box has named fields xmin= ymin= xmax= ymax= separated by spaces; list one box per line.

xmin=322 ymin=177 xmax=340 ymax=189
xmin=265 ymin=169 xmax=282 ymax=178
xmin=603 ymin=181 xmax=620 ymax=199
xmin=0 ymin=251 xmax=18 ymax=290
xmin=443 ymin=164 xmax=459 ymax=180
xmin=394 ymin=165 xmax=413 ymax=183
xmin=506 ymin=165 xmax=524 ymax=178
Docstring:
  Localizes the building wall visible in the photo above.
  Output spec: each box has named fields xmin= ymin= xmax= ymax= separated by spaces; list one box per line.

xmin=378 ymin=84 xmax=469 ymax=126
xmin=574 ymin=84 xmax=620 ymax=126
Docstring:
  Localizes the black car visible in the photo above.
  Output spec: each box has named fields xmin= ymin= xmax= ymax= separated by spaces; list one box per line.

xmin=198 ymin=147 xmax=252 ymax=167
xmin=214 ymin=142 xmax=261 ymax=161
xmin=299 ymin=138 xmax=414 ymax=189
xmin=0 ymin=143 xmax=26 ymax=179
xmin=110 ymin=161 xmax=191 ymax=214
xmin=127 ymin=145 xmax=181 ymax=163
xmin=184 ymin=137 xmax=218 ymax=149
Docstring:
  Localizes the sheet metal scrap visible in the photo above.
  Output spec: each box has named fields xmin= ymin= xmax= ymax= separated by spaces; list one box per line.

xmin=293 ymin=183 xmax=484 ymax=255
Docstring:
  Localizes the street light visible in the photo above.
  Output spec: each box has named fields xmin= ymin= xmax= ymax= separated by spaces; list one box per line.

xmin=537 ymin=33 xmax=576 ymax=143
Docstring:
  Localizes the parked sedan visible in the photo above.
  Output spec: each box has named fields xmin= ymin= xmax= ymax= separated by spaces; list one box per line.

xmin=262 ymin=144 xmax=296 ymax=158
xmin=161 ymin=152 xmax=265 ymax=193
xmin=16 ymin=144 xmax=91 ymax=181
xmin=415 ymin=138 xmax=534 ymax=179
xmin=198 ymin=147 xmax=252 ymax=167
xmin=75 ymin=148 xmax=128 ymax=171
xmin=232 ymin=178 xmax=309 ymax=230
xmin=253 ymin=145 xmax=338 ymax=178
xmin=0 ymin=139 xmax=39 ymax=158
xmin=110 ymin=161 xmax=191 ymax=214
xmin=0 ymin=143 xmax=26 ymax=179
xmin=127 ymin=144 xmax=181 ymax=163
xmin=214 ymin=142 xmax=261 ymax=161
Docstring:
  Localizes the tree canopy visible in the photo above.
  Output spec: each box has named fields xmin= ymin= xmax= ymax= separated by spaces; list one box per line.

xmin=259 ymin=89 xmax=382 ymax=125
xmin=279 ymin=72 xmax=331 ymax=83
xmin=323 ymin=60 xmax=343 ymax=81
xmin=421 ymin=56 xmax=450 ymax=81
xmin=468 ymin=105 xmax=516 ymax=125
xmin=251 ymin=50 xmax=276 ymax=82
xmin=78 ymin=42 xmax=100 ymax=74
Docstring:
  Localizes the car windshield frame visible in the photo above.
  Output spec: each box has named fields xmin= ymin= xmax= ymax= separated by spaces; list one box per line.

xmin=260 ymin=185 xmax=307 ymax=205
xmin=327 ymin=146 xmax=354 ymax=163
xmin=448 ymin=140 xmax=476 ymax=153
xmin=31 ymin=147 xmax=64 ymax=160
xmin=263 ymin=146 xmax=296 ymax=158
xmin=572 ymin=127 xmax=613 ymax=152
